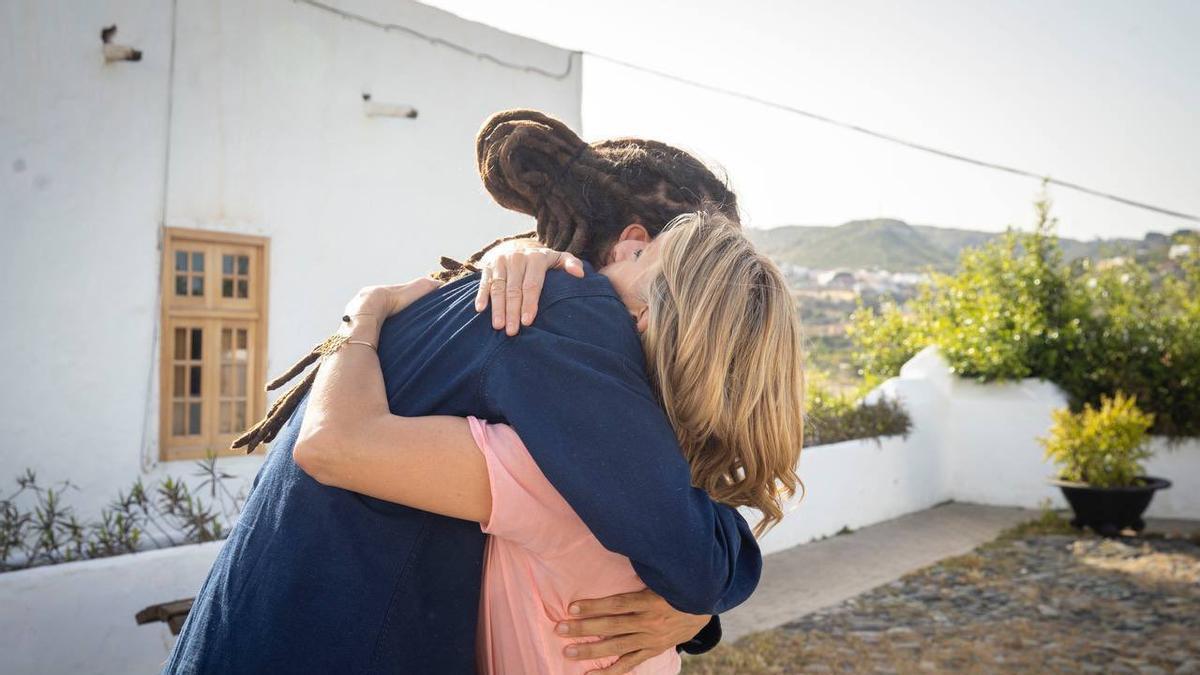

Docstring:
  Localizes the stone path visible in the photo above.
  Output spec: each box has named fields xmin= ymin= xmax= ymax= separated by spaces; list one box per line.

xmin=685 ymin=513 xmax=1200 ymax=674
xmin=722 ymin=503 xmax=1033 ymax=641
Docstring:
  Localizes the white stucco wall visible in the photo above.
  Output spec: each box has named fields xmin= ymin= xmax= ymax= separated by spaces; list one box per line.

xmin=871 ymin=346 xmax=1200 ymax=520
xmin=751 ymin=434 xmax=942 ymax=557
xmin=755 ymin=345 xmax=1200 ymax=551
xmin=752 ymin=369 xmax=949 ymax=556
xmin=1 ymin=0 xmax=581 ymax=520
xmin=0 ymin=542 xmax=224 ymax=674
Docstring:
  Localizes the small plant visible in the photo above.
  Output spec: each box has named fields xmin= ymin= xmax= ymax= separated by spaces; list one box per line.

xmin=803 ymin=376 xmax=911 ymax=448
xmin=1038 ymin=392 xmax=1155 ymax=488
xmin=0 ymin=456 xmax=247 ymax=573
xmin=994 ymin=502 xmax=1077 ymax=542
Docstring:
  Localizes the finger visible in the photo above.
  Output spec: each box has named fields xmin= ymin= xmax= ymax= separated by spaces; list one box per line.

xmin=561 ymin=253 xmax=586 ymax=278
xmin=475 ymin=266 xmax=492 ymax=313
xmin=520 ymin=256 xmax=548 ymax=326
xmin=404 ymin=277 xmax=441 ymax=302
xmin=563 ymin=635 xmax=646 ymax=661
xmin=556 ymin=616 xmax=636 ymax=638
xmin=489 ymin=257 xmax=508 ymax=330
xmin=587 ymin=649 xmax=657 ymax=675
xmin=569 ymin=589 xmax=655 ymax=618
xmin=504 ymin=254 xmax=527 ymax=336
xmin=385 ymin=284 xmax=421 ymax=316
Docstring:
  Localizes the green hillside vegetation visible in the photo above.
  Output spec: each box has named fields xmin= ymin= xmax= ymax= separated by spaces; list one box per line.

xmin=748 ymin=218 xmax=1149 ymax=272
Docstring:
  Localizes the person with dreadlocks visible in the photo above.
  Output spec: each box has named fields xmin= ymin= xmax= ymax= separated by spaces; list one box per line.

xmin=166 ymin=111 xmax=760 ymax=675
xmin=294 ymin=210 xmax=804 ymax=674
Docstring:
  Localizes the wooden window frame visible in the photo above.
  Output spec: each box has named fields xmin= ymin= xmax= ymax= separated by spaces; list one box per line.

xmin=160 ymin=228 xmax=270 ymax=461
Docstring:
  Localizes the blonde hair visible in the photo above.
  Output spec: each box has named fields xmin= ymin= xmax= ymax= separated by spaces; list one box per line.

xmin=641 ymin=211 xmax=805 ymax=536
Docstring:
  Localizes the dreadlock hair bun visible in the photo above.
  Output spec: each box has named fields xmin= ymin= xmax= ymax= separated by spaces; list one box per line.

xmin=476 ymin=110 xmax=609 ymax=258
xmin=476 ymin=109 xmax=740 ymax=266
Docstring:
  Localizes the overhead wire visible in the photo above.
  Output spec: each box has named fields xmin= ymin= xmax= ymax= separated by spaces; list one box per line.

xmin=293 ymin=0 xmax=576 ymax=80
xmin=292 ymin=0 xmax=1199 ymax=223
xmin=589 ymin=53 xmax=1200 ymax=223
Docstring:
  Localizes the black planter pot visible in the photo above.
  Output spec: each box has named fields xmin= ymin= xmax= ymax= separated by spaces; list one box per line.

xmin=1050 ymin=476 xmax=1172 ymax=537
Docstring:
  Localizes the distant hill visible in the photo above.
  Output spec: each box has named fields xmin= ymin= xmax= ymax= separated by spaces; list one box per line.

xmin=747 ymin=218 xmax=1155 ymax=272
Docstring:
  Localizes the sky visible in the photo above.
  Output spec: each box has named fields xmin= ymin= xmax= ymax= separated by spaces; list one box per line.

xmin=421 ymin=0 xmax=1199 ymax=240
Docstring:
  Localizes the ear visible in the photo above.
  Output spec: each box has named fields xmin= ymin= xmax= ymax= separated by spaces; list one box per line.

xmin=634 ymin=306 xmax=649 ymax=334
xmin=617 ymin=223 xmax=652 ymax=243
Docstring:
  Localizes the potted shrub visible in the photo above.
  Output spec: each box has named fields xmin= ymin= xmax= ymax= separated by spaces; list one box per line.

xmin=1039 ymin=392 xmax=1171 ymax=536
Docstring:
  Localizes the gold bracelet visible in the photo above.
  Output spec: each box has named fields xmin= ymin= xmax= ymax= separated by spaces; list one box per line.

xmin=317 ymin=333 xmax=378 ymax=356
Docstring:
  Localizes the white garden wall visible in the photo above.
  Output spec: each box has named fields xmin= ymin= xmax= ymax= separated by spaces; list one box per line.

xmin=751 ymin=367 xmax=949 ymax=556
xmin=751 ymin=434 xmax=941 ymax=557
xmin=0 ymin=542 xmax=224 ymax=674
xmin=751 ymin=345 xmax=1200 ymax=549
xmin=890 ymin=346 xmax=1200 ymax=520
xmin=1142 ymin=438 xmax=1200 ymax=520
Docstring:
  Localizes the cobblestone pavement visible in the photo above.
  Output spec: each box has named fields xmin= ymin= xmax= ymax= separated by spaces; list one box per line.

xmin=683 ymin=519 xmax=1200 ymax=674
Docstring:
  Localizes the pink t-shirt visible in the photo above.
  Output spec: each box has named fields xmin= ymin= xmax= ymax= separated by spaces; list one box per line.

xmin=469 ymin=417 xmax=682 ymax=675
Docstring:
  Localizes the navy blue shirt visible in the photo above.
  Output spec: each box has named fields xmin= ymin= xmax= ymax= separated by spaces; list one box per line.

xmin=166 ymin=268 xmax=761 ymax=674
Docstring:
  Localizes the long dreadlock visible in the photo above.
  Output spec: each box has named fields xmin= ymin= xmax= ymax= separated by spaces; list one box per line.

xmin=233 ymin=109 xmax=739 ymax=453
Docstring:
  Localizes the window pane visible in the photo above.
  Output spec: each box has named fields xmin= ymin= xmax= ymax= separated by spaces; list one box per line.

xmin=221 ymin=329 xmax=232 ymax=358
xmin=237 ymin=329 xmax=248 ymax=351
xmin=237 ymin=255 xmax=249 ymax=275
xmin=175 ymin=251 xmax=187 ymax=271
xmin=237 ymin=279 xmax=248 ymax=298
xmin=219 ymin=401 xmax=231 ymax=434
xmin=222 ymin=254 xmax=234 ymax=275
xmin=236 ymin=364 xmax=247 ymax=396
xmin=189 ymin=365 xmax=202 ymax=396
xmin=173 ymin=366 xmax=185 ymax=397
xmin=175 ymin=275 xmax=188 ymax=296
xmin=222 ymin=279 xmax=234 ymax=298
xmin=234 ymin=401 xmax=246 ymax=431
xmin=188 ymin=402 xmax=201 ymax=435
xmin=192 ymin=252 xmax=204 ymax=272
xmin=190 ymin=328 xmax=203 ymax=360
xmin=174 ymin=328 xmax=187 ymax=360
xmin=191 ymin=275 xmax=204 ymax=297
xmin=172 ymin=403 xmax=186 ymax=436
xmin=220 ymin=364 xmax=233 ymax=396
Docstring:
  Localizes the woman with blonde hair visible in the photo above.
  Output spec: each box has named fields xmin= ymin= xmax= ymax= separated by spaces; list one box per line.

xmin=294 ymin=209 xmax=805 ymax=673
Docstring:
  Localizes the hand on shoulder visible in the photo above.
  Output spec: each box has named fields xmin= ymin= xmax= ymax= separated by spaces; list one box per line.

xmin=474 ymin=242 xmax=585 ymax=336
xmin=343 ymin=277 xmax=443 ymax=327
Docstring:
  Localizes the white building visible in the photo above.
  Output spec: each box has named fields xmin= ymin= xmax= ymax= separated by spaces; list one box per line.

xmin=1 ymin=0 xmax=581 ymax=520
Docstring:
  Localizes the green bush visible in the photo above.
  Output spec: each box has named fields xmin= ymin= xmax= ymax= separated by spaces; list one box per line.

xmin=1060 ymin=247 xmax=1200 ymax=438
xmin=845 ymin=300 xmax=928 ymax=391
xmin=804 ymin=380 xmax=911 ymax=447
xmin=1038 ymin=392 xmax=1155 ymax=487
xmin=849 ymin=192 xmax=1200 ymax=439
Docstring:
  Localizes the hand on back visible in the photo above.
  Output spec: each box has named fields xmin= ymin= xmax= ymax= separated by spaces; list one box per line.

xmin=343 ymin=277 xmax=442 ymax=326
xmin=474 ymin=242 xmax=585 ymax=336
xmin=556 ymin=588 xmax=710 ymax=674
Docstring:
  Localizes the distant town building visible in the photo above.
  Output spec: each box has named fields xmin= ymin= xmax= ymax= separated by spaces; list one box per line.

xmin=818 ymin=269 xmax=858 ymax=288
